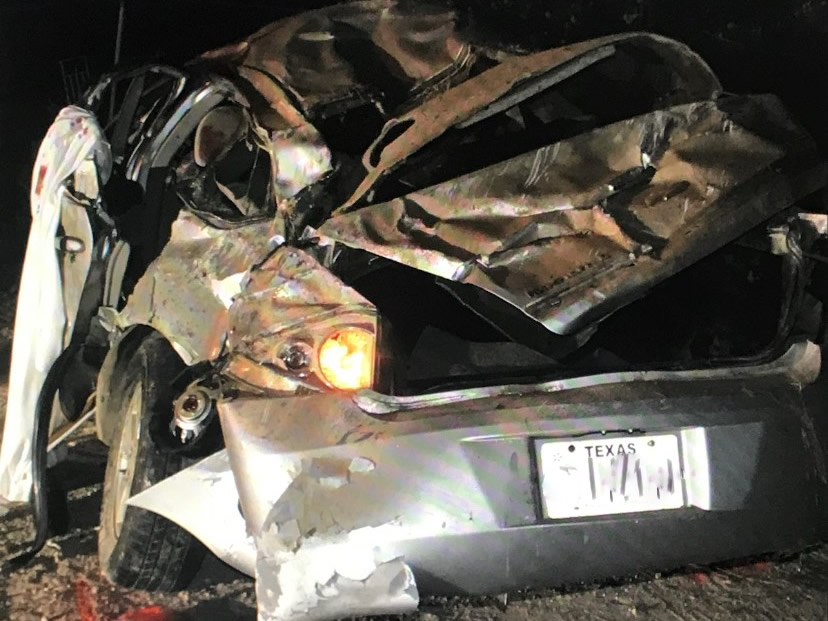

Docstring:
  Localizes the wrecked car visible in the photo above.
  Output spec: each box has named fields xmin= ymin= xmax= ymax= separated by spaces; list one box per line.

xmin=2 ymin=1 xmax=828 ymax=619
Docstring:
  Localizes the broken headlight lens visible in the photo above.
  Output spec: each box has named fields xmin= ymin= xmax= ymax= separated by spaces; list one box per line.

xmin=318 ymin=327 xmax=375 ymax=390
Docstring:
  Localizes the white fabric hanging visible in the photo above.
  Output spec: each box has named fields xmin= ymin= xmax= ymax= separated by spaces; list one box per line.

xmin=0 ymin=106 xmax=111 ymax=504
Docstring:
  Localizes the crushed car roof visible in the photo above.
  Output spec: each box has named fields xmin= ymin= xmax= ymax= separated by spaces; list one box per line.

xmin=198 ymin=0 xmax=472 ymax=118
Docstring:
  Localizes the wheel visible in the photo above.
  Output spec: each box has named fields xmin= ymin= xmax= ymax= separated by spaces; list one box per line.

xmin=98 ymin=334 xmax=205 ymax=591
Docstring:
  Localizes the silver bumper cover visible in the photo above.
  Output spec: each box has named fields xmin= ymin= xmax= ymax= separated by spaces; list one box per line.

xmin=130 ymin=342 xmax=828 ymax=620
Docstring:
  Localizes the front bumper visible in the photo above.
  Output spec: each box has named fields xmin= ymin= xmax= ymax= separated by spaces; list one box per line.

xmin=131 ymin=343 xmax=828 ymax=620
xmin=221 ymin=342 xmax=826 ymax=597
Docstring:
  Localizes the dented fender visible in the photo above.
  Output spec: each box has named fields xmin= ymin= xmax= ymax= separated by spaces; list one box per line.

xmin=115 ymin=212 xmax=281 ymax=364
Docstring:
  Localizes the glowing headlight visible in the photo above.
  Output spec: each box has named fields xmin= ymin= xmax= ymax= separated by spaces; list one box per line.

xmin=318 ymin=327 xmax=375 ymax=390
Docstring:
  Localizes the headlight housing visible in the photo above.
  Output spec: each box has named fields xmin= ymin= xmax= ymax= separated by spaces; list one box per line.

xmin=318 ymin=327 xmax=375 ymax=390
xmin=223 ymin=247 xmax=381 ymax=395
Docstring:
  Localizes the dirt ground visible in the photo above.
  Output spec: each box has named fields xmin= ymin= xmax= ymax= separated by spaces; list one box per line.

xmin=0 ymin=293 xmax=826 ymax=621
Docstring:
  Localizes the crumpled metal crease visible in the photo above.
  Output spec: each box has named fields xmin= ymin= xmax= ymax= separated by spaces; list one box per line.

xmin=353 ymin=340 xmax=822 ymax=414
xmin=255 ymin=540 xmax=418 ymax=621
xmin=218 ymin=402 xmax=418 ymax=621
xmin=126 ymin=443 xmax=413 ymax=621
xmin=340 ymin=31 xmax=722 ymax=208
xmin=269 ymin=124 xmax=333 ymax=200
xmin=316 ymin=96 xmax=811 ymax=336
xmin=201 ymin=0 xmax=468 ymax=117
xmin=118 ymin=212 xmax=282 ymax=364
xmin=227 ymin=246 xmax=376 ymax=377
xmin=240 ymin=433 xmax=419 ymax=621
xmin=93 ymin=11 xmax=827 ymax=621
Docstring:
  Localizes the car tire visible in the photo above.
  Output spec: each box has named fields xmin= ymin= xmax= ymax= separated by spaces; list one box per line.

xmin=98 ymin=334 xmax=205 ymax=591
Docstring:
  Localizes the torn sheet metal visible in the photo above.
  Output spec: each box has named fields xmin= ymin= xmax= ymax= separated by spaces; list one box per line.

xmin=200 ymin=0 xmax=470 ymax=118
xmin=200 ymin=71 xmax=333 ymax=217
xmin=226 ymin=246 xmax=376 ymax=389
xmin=256 ymin=530 xmax=418 ymax=621
xmin=127 ymin=449 xmax=256 ymax=575
xmin=218 ymin=342 xmax=820 ymax=540
xmin=117 ymin=211 xmax=281 ymax=364
xmin=317 ymin=95 xmax=824 ymax=335
xmin=341 ymin=32 xmax=721 ymax=208
xmin=193 ymin=97 xmax=332 ymax=204
xmin=0 ymin=107 xmax=111 ymax=503
xmin=130 ymin=419 xmax=419 ymax=620
xmin=218 ymin=400 xmax=425 ymax=620
xmin=219 ymin=390 xmax=510 ymax=621
xmin=248 ymin=451 xmax=418 ymax=620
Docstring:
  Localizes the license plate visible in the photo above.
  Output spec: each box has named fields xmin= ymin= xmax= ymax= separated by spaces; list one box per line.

xmin=536 ymin=434 xmax=685 ymax=519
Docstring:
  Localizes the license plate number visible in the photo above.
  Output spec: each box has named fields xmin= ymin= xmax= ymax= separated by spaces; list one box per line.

xmin=536 ymin=434 xmax=684 ymax=519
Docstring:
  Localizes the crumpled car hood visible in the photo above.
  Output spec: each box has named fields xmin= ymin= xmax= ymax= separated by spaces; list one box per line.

xmin=315 ymin=94 xmax=825 ymax=335
xmin=203 ymin=18 xmax=822 ymax=338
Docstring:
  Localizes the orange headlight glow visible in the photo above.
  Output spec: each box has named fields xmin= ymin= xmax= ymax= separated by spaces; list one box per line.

xmin=318 ymin=327 xmax=375 ymax=390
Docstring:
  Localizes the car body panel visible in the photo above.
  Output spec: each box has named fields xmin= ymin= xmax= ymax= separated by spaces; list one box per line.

xmin=108 ymin=42 xmax=822 ymax=366
xmin=198 ymin=0 xmax=472 ymax=119
xmin=107 ymin=18 xmax=826 ymax=619
xmin=99 ymin=8 xmax=820 ymax=367
xmin=129 ymin=340 xmax=827 ymax=620
xmin=127 ymin=449 xmax=255 ymax=574
xmin=317 ymin=95 xmax=825 ymax=335
xmin=337 ymin=32 xmax=723 ymax=207
xmin=226 ymin=246 xmax=379 ymax=392
xmin=116 ymin=212 xmax=279 ymax=364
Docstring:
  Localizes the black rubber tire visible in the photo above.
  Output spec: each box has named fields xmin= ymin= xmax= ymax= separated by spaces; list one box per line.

xmin=98 ymin=334 xmax=205 ymax=591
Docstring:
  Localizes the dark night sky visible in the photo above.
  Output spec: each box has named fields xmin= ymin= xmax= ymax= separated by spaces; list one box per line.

xmin=1 ymin=0 xmax=826 ymax=286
